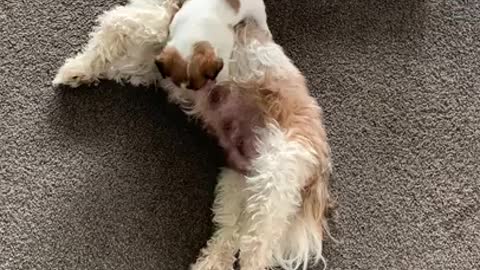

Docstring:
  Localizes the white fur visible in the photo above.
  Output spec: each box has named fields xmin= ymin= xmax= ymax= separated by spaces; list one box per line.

xmin=167 ymin=0 xmax=270 ymax=82
xmin=230 ymin=34 xmax=300 ymax=82
xmin=239 ymin=123 xmax=319 ymax=270
xmin=191 ymin=123 xmax=323 ymax=270
xmin=191 ymin=21 xmax=330 ymax=270
xmin=52 ymin=0 xmax=178 ymax=88
xmin=52 ymin=5 xmax=329 ymax=269
xmin=191 ymin=169 xmax=245 ymax=270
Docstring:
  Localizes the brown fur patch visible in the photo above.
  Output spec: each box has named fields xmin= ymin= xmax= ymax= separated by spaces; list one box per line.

xmin=220 ymin=71 xmax=333 ymax=237
xmin=261 ymin=74 xmax=333 ymax=237
xmin=188 ymin=41 xmax=224 ymax=90
xmin=155 ymin=46 xmax=188 ymax=86
xmin=225 ymin=0 xmax=240 ymax=12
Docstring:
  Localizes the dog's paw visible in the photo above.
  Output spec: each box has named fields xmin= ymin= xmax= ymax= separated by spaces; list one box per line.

xmin=52 ymin=58 xmax=96 ymax=88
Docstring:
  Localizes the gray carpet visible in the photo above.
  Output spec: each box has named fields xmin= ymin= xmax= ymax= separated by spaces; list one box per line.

xmin=1 ymin=0 xmax=479 ymax=269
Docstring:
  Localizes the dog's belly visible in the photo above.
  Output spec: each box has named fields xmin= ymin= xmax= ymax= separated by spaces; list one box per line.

xmin=193 ymin=84 xmax=264 ymax=172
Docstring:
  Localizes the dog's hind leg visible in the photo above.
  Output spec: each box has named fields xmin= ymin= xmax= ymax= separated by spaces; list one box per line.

xmin=237 ymin=124 xmax=317 ymax=270
xmin=191 ymin=169 xmax=246 ymax=270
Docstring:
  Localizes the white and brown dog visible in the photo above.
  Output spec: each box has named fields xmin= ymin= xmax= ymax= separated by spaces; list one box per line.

xmin=155 ymin=0 xmax=270 ymax=90
xmin=52 ymin=1 xmax=333 ymax=269
xmin=182 ymin=20 xmax=333 ymax=270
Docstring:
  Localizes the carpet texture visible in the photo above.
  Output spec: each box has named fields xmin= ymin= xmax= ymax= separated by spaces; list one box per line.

xmin=1 ymin=0 xmax=479 ymax=269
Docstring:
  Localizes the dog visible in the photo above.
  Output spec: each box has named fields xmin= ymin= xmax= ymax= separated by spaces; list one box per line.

xmin=177 ymin=20 xmax=333 ymax=270
xmin=52 ymin=1 xmax=333 ymax=269
xmin=154 ymin=0 xmax=270 ymax=90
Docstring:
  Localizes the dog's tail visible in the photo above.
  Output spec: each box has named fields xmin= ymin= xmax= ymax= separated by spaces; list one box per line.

xmin=274 ymin=149 xmax=333 ymax=270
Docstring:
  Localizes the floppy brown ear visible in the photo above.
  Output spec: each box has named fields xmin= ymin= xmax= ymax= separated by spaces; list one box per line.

xmin=155 ymin=49 xmax=172 ymax=77
xmin=187 ymin=42 xmax=224 ymax=90
xmin=155 ymin=58 xmax=167 ymax=77
xmin=205 ymin=57 xmax=224 ymax=80
xmin=154 ymin=47 xmax=188 ymax=84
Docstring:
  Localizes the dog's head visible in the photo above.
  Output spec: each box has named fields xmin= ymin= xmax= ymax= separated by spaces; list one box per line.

xmin=155 ymin=41 xmax=224 ymax=90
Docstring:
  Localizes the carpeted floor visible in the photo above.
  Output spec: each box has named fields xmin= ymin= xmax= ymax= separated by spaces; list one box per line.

xmin=1 ymin=0 xmax=479 ymax=269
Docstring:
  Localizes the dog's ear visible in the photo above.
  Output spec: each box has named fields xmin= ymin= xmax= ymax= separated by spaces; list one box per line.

xmin=155 ymin=49 xmax=172 ymax=77
xmin=205 ymin=57 xmax=224 ymax=80
xmin=187 ymin=42 xmax=224 ymax=90
xmin=155 ymin=58 xmax=168 ymax=78
xmin=155 ymin=47 xmax=188 ymax=84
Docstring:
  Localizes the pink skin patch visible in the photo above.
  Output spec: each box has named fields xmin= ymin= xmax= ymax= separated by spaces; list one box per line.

xmin=193 ymin=81 xmax=264 ymax=173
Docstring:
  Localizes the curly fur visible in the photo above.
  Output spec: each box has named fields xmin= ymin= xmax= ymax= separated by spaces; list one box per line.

xmin=190 ymin=20 xmax=333 ymax=270
xmin=52 ymin=5 xmax=333 ymax=269
xmin=52 ymin=0 xmax=179 ymax=88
